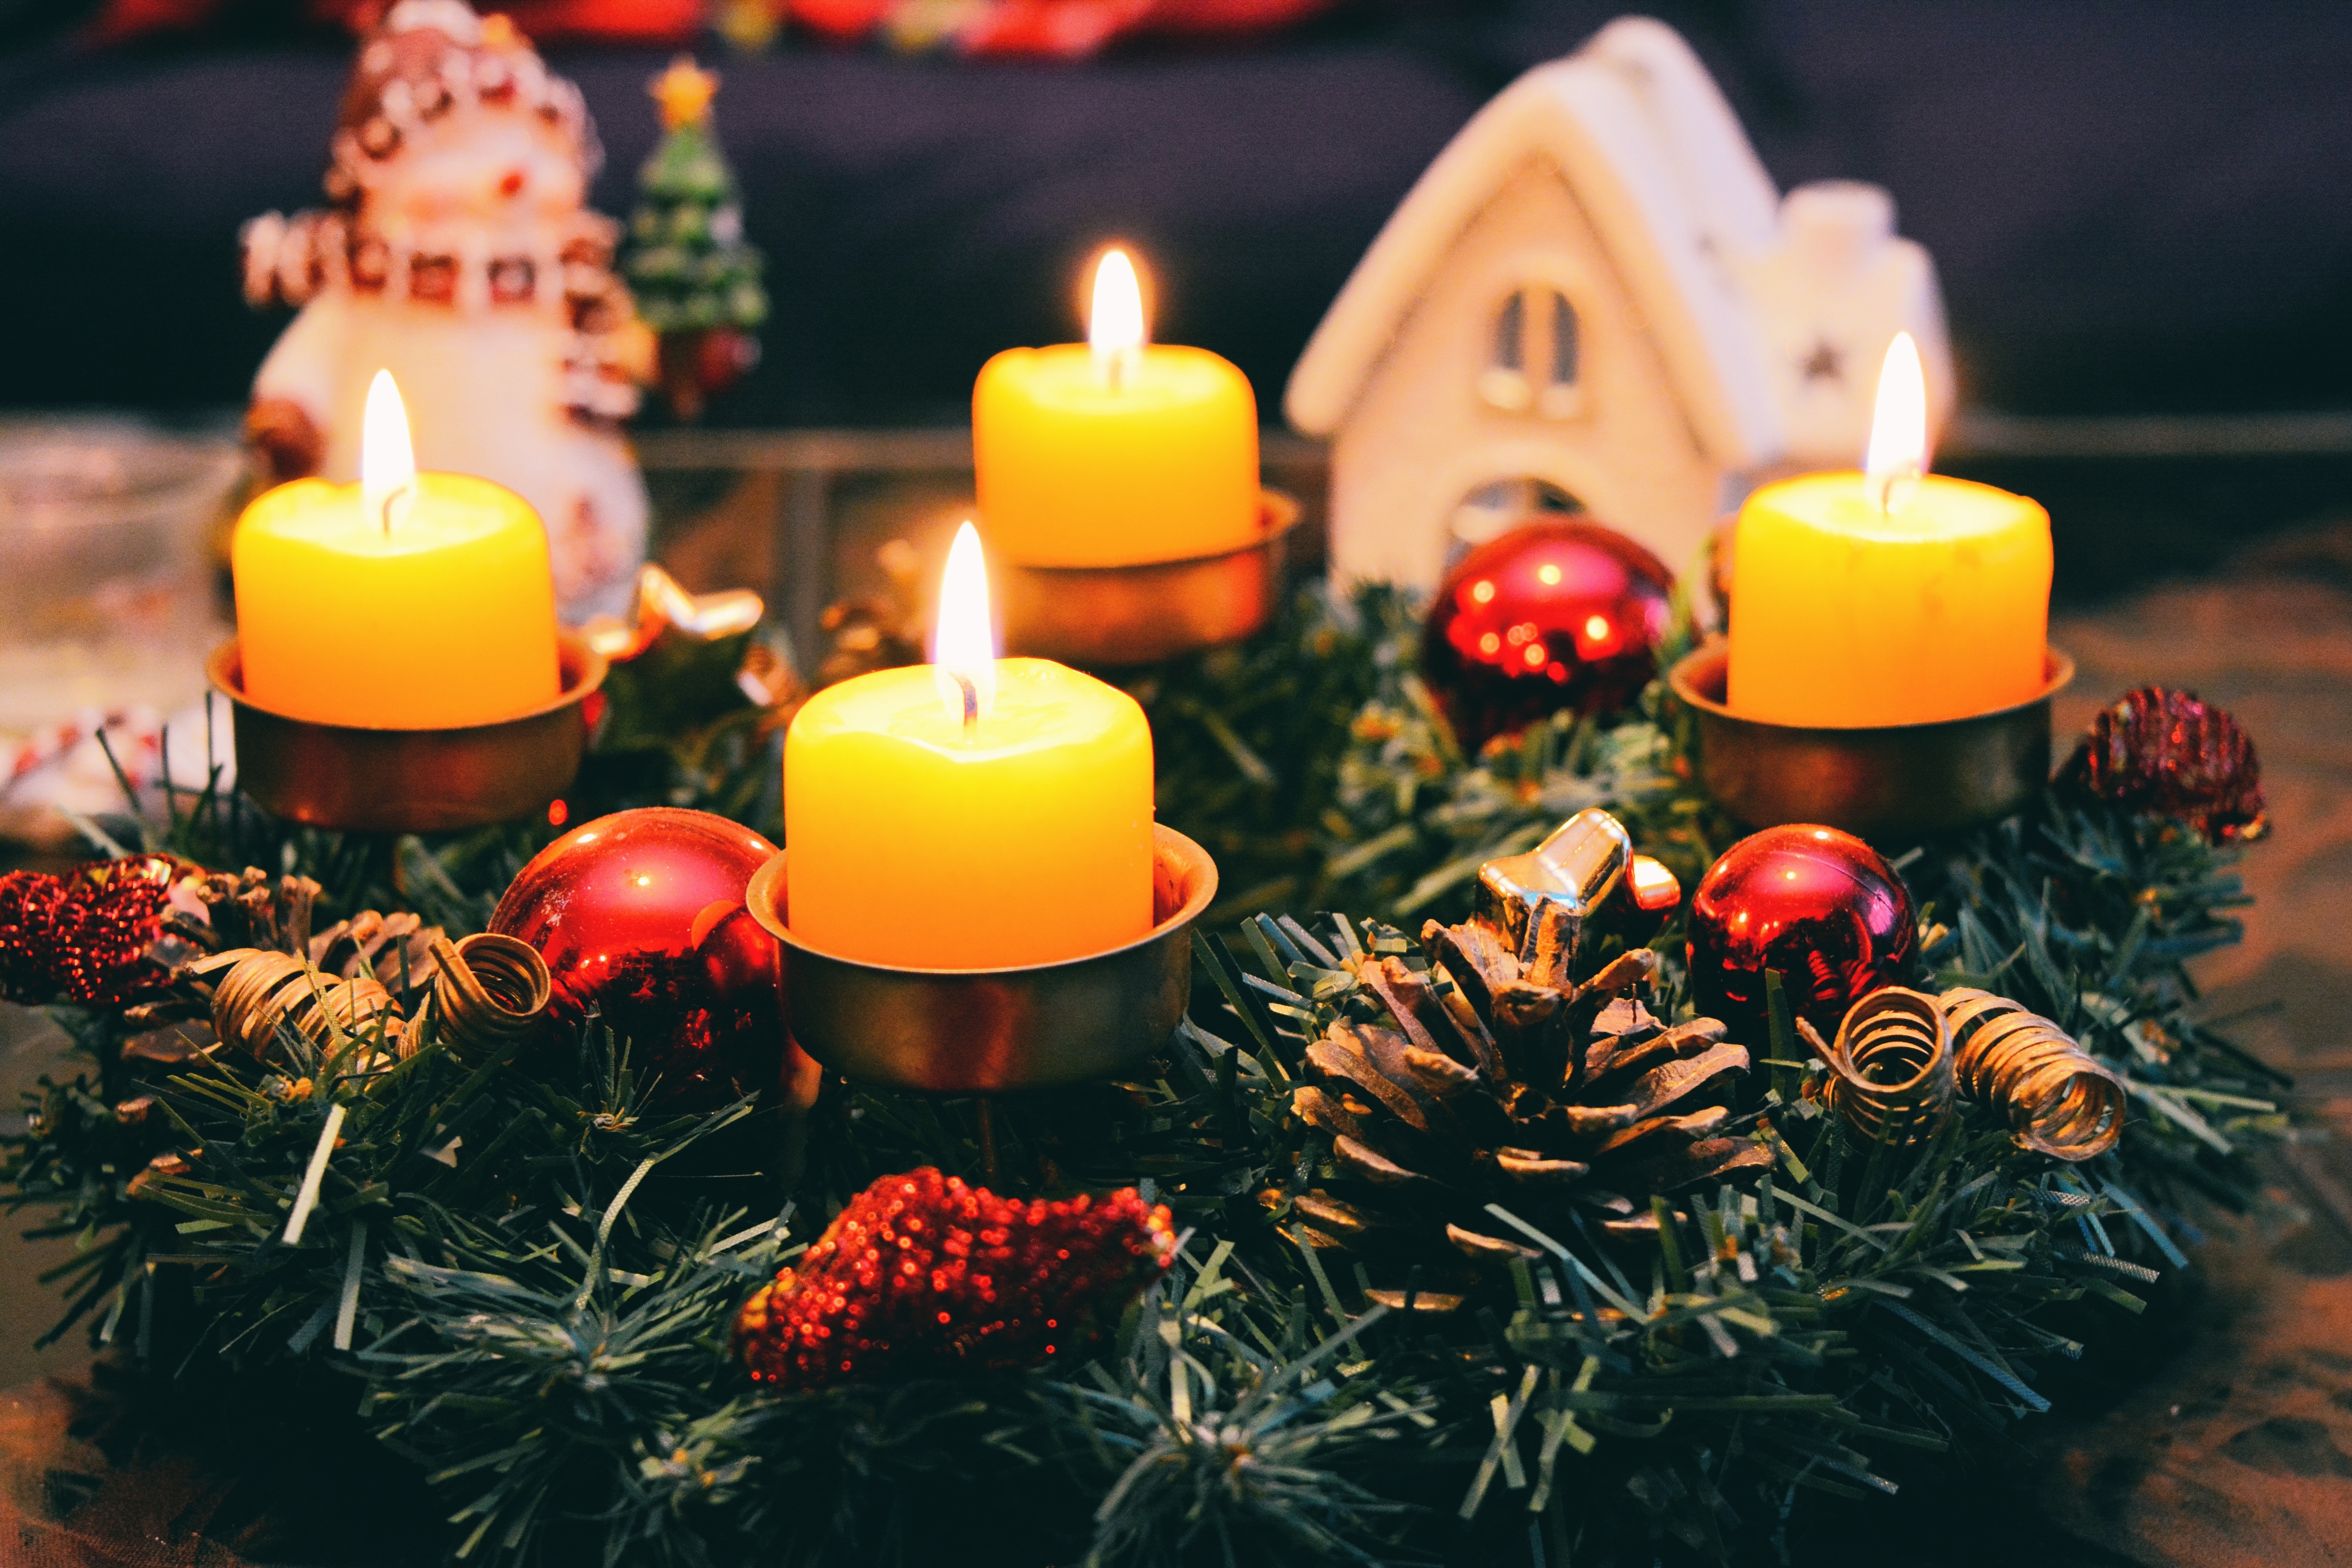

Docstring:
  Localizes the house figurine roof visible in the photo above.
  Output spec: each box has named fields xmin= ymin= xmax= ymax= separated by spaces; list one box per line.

xmin=1285 ymin=16 xmax=1789 ymax=468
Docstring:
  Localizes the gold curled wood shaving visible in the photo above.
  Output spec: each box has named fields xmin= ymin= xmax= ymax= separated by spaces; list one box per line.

xmin=1803 ymin=987 xmax=1955 ymax=1147
xmin=426 ymin=933 xmax=552 ymax=1058
xmin=191 ymin=947 xmax=401 ymax=1062
xmin=1939 ymin=988 xmax=2125 ymax=1162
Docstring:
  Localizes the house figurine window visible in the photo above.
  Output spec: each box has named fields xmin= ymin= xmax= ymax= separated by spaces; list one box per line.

xmin=1476 ymin=285 xmax=1581 ymax=419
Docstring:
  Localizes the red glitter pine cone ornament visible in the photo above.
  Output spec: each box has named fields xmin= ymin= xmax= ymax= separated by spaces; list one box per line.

xmin=1421 ymin=517 xmax=1675 ymax=754
xmin=2056 ymin=686 xmax=2267 ymax=844
xmin=734 ymin=1167 xmax=1175 ymax=1391
xmin=490 ymin=807 xmax=786 ymax=1108
xmin=0 ymin=855 xmax=180 ymax=1005
xmin=1686 ymin=824 xmax=1919 ymax=1042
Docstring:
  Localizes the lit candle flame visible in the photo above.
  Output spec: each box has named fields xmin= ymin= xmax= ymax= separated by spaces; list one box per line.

xmin=360 ymin=369 xmax=417 ymax=534
xmin=1088 ymin=248 xmax=1146 ymax=389
xmin=932 ymin=521 xmax=997 ymax=732
xmin=1863 ymin=331 xmax=1927 ymax=514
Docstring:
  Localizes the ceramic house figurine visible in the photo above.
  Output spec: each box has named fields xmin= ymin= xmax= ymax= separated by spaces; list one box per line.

xmin=241 ymin=0 xmax=651 ymax=619
xmin=1285 ymin=16 xmax=1953 ymax=592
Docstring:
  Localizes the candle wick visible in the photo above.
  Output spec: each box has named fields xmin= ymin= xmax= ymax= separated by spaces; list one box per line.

xmin=1093 ymin=344 xmax=1140 ymax=394
xmin=380 ymin=482 xmax=410 ymax=536
xmin=954 ymin=671 xmax=980 ymax=739
xmin=1869 ymin=465 xmax=1919 ymax=517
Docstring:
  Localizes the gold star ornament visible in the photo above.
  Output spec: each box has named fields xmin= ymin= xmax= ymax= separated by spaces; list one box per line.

xmin=583 ymin=564 xmax=763 ymax=663
xmin=652 ymin=56 xmax=719 ymax=131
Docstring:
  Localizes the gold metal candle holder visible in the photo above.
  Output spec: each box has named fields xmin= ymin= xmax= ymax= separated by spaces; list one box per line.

xmin=208 ymin=631 xmax=608 ymax=833
xmin=1666 ymin=641 xmax=2075 ymax=841
xmin=995 ymin=492 xmax=1301 ymax=667
xmin=744 ymin=825 xmax=1218 ymax=1094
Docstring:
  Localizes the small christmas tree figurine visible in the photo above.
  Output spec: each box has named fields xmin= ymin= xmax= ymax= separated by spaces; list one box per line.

xmin=628 ymin=57 xmax=768 ymax=421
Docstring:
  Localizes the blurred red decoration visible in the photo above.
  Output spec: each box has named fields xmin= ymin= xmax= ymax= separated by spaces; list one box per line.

xmin=0 ymin=856 xmax=178 ymax=1006
xmin=657 ymin=328 xmax=761 ymax=424
xmin=1686 ymin=824 xmax=1918 ymax=1042
xmin=734 ymin=1166 xmax=1174 ymax=1391
xmin=87 ymin=0 xmax=1332 ymax=54
xmin=90 ymin=0 xmax=700 ymax=49
xmin=2055 ymin=686 xmax=2268 ymax=844
xmin=0 ymin=875 xmax=68 ymax=1002
xmin=1421 ymin=519 xmax=1675 ymax=754
xmin=784 ymin=0 xmax=1333 ymax=53
xmin=490 ymin=808 xmax=786 ymax=1109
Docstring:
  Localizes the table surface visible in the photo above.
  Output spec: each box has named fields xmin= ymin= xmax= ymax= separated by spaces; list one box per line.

xmin=2020 ymin=520 xmax=2352 ymax=1566
xmin=1 ymin=519 xmax=2350 ymax=1564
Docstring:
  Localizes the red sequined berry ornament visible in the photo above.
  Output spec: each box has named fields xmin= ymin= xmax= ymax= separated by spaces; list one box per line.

xmin=490 ymin=808 xmax=785 ymax=1108
xmin=0 ymin=856 xmax=178 ymax=1005
xmin=1421 ymin=518 xmax=1675 ymax=753
xmin=0 ymin=873 xmax=66 ymax=1000
xmin=733 ymin=1167 xmax=1174 ymax=1391
xmin=1686 ymin=824 xmax=1918 ymax=1042
xmin=2056 ymin=686 xmax=2267 ymax=844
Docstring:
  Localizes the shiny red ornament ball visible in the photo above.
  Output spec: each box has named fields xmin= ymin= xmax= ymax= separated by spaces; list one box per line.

xmin=734 ymin=1166 xmax=1174 ymax=1391
xmin=1422 ymin=518 xmax=1675 ymax=753
xmin=490 ymin=807 xmax=784 ymax=1109
xmin=1686 ymin=824 xmax=1918 ymax=1043
xmin=2055 ymin=685 xmax=2267 ymax=844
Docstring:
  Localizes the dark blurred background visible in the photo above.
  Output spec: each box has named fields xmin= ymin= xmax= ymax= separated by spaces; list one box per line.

xmin=2 ymin=0 xmax=2351 ymax=605
xmin=3 ymin=0 xmax=2350 ymax=425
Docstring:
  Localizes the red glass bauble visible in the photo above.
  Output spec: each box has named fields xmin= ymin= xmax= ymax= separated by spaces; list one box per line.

xmin=1685 ymin=824 xmax=1919 ymax=1042
xmin=491 ymin=807 xmax=785 ymax=1108
xmin=1421 ymin=518 xmax=1675 ymax=753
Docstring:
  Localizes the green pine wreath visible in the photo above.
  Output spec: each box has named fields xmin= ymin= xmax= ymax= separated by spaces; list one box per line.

xmin=0 ymin=585 xmax=2280 ymax=1566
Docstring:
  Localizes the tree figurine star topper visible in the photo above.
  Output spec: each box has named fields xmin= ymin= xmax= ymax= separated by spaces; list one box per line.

xmin=627 ymin=56 xmax=769 ymax=422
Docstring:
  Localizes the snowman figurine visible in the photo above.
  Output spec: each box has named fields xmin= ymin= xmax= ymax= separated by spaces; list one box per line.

xmin=243 ymin=0 xmax=651 ymax=619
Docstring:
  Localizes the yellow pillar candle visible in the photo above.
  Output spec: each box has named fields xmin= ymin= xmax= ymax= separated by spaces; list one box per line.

xmin=973 ymin=249 xmax=1262 ymax=567
xmin=785 ymin=523 xmax=1155 ymax=968
xmin=1726 ymin=335 xmax=2051 ymax=728
xmin=231 ymin=372 xmax=560 ymax=729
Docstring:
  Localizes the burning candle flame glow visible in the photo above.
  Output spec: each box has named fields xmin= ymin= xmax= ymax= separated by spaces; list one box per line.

xmin=1863 ymin=331 xmax=1927 ymax=514
xmin=360 ymin=369 xmax=417 ymax=534
xmin=1088 ymin=249 xmax=1146 ymax=387
xmin=932 ymin=521 xmax=998 ymax=730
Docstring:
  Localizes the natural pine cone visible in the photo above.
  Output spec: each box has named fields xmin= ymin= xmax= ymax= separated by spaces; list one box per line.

xmin=1285 ymin=919 xmax=1763 ymax=1308
xmin=814 ymin=539 xmax=926 ymax=688
xmin=734 ymin=1167 xmax=1174 ymax=1391
xmin=2056 ymin=686 xmax=2267 ymax=844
